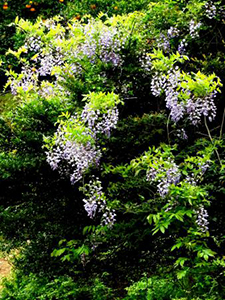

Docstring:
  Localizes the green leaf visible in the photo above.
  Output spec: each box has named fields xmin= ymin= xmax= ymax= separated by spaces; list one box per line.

xmin=51 ymin=248 xmax=66 ymax=257
xmin=159 ymin=226 xmax=165 ymax=233
xmin=171 ymin=241 xmax=183 ymax=251
xmin=177 ymin=269 xmax=187 ymax=280
xmin=175 ymin=257 xmax=189 ymax=267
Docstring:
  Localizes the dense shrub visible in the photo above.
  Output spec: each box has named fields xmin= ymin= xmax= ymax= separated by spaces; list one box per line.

xmin=0 ymin=0 xmax=225 ymax=299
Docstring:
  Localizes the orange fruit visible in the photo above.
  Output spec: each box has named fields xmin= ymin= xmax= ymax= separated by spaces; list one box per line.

xmin=59 ymin=0 xmax=64 ymax=3
xmin=3 ymin=4 xmax=8 ymax=9
xmin=75 ymin=14 xmax=81 ymax=20
xmin=114 ymin=6 xmax=118 ymax=10
xmin=30 ymin=7 xmax=35 ymax=11
xmin=26 ymin=4 xmax=31 ymax=8
xmin=90 ymin=4 xmax=96 ymax=9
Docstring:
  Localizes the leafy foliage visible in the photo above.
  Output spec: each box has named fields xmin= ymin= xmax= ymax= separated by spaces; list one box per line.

xmin=0 ymin=0 xmax=225 ymax=299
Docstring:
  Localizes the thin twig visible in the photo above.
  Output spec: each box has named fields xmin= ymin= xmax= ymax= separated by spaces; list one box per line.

xmin=219 ymin=107 xmax=225 ymax=139
xmin=210 ymin=126 xmax=220 ymax=132
xmin=196 ymin=132 xmax=209 ymax=138
xmin=204 ymin=116 xmax=222 ymax=167
xmin=167 ymin=113 xmax=171 ymax=145
xmin=123 ymin=97 xmax=138 ymax=100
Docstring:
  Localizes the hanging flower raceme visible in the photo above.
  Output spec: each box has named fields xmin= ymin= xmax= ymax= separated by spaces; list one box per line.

xmin=81 ymin=92 xmax=122 ymax=138
xmin=204 ymin=1 xmax=217 ymax=19
xmin=149 ymin=51 xmax=222 ymax=126
xmin=146 ymin=158 xmax=181 ymax=198
xmin=7 ymin=64 xmax=39 ymax=95
xmin=45 ymin=92 xmax=122 ymax=184
xmin=45 ymin=116 xmax=101 ymax=184
xmin=189 ymin=20 xmax=202 ymax=39
xmin=67 ymin=19 xmax=127 ymax=67
xmin=195 ymin=205 xmax=209 ymax=232
xmin=80 ymin=177 xmax=116 ymax=227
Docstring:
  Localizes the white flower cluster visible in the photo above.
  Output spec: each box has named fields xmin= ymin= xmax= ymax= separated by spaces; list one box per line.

xmin=8 ymin=17 xmax=129 ymax=97
xmin=81 ymin=105 xmax=119 ymax=138
xmin=176 ymin=128 xmax=188 ymax=140
xmin=189 ymin=20 xmax=201 ymax=39
xmin=186 ymin=93 xmax=217 ymax=125
xmin=205 ymin=2 xmax=217 ymax=19
xmin=155 ymin=27 xmax=179 ymax=53
xmin=82 ymin=178 xmax=116 ymax=227
xmin=167 ymin=26 xmax=180 ymax=38
xmin=39 ymin=51 xmax=64 ymax=77
xmin=146 ymin=160 xmax=181 ymax=197
xmin=25 ymin=36 xmax=43 ymax=52
xmin=156 ymin=34 xmax=170 ymax=52
xmin=10 ymin=65 xmax=38 ymax=95
xmin=165 ymin=69 xmax=186 ymax=123
xmin=178 ymin=38 xmax=188 ymax=54
xmin=199 ymin=162 xmax=210 ymax=175
xmin=184 ymin=174 xmax=197 ymax=186
xmin=99 ymin=27 xmax=126 ymax=67
xmin=139 ymin=52 xmax=152 ymax=73
xmin=195 ymin=205 xmax=209 ymax=232
xmin=184 ymin=160 xmax=210 ymax=186
xmin=46 ymin=92 xmax=120 ymax=183
xmin=46 ymin=120 xmax=101 ymax=184
xmin=8 ymin=43 xmax=65 ymax=96
xmin=151 ymin=73 xmax=167 ymax=97
xmin=71 ymin=22 xmax=127 ymax=67
xmin=151 ymin=68 xmax=218 ymax=125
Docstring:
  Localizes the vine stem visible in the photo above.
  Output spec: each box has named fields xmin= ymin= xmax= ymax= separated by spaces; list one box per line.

xmin=167 ymin=113 xmax=171 ymax=145
xmin=219 ymin=107 xmax=225 ymax=139
xmin=204 ymin=116 xmax=222 ymax=167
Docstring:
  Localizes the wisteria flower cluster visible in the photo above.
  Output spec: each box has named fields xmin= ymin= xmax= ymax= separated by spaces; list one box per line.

xmin=156 ymin=34 xmax=170 ymax=52
xmin=81 ymin=177 xmax=116 ymax=227
xmin=38 ymin=50 xmax=64 ymax=77
xmin=139 ymin=51 xmax=152 ymax=73
xmin=195 ymin=205 xmax=209 ymax=232
xmin=189 ymin=20 xmax=202 ymax=39
xmin=149 ymin=54 xmax=222 ymax=126
xmin=25 ymin=35 xmax=43 ymax=52
xmin=6 ymin=16 xmax=130 ymax=98
xmin=81 ymin=105 xmax=119 ymax=138
xmin=39 ymin=77 xmax=71 ymax=100
xmin=68 ymin=19 xmax=127 ymax=67
xmin=155 ymin=26 xmax=180 ymax=53
xmin=45 ymin=92 xmax=121 ymax=183
xmin=204 ymin=1 xmax=217 ymax=19
xmin=151 ymin=72 xmax=167 ymax=97
xmin=176 ymin=128 xmax=188 ymax=140
xmin=81 ymin=92 xmax=122 ymax=138
xmin=146 ymin=159 xmax=181 ymax=197
xmin=183 ymin=144 xmax=212 ymax=183
xmin=144 ymin=149 xmax=212 ymax=237
xmin=151 ymin=68 xmax=186 ymax=123
xmin=178 ymin=38 xmax=188 ymax=54
xmin=7 ymin=46 xmax=65 ymax=97
xmin=98 ymin=26 xmax=126 ymax=66
xmin=186 ymin=92 xmax=217 ymax=125
xmin=9 ymin=65 xmax=38 ymax=95
xmin=167 ymin=26 xmax=180 ymax=39
xmin=45 ymin=117 xmax=101 ymax=184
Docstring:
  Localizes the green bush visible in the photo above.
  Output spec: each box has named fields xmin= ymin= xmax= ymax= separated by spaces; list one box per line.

xmin=0 ymin=273 xmax=88 ymax=299
xmin=0 ymin=1 xmax=225 ymax=299
xmin=124 ymin=274 xmax=183 ymax=300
